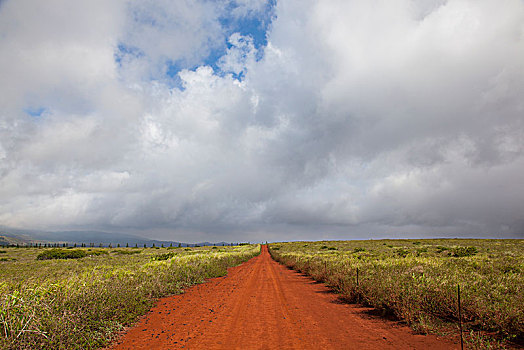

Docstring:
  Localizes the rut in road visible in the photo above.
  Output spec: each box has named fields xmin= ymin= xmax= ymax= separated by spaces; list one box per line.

xmin=110 ymin=245 xmax=457 ymax=349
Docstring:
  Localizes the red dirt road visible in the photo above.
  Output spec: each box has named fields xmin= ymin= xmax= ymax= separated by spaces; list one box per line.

xmin=110 ymin=245 xmax=457 ymax=349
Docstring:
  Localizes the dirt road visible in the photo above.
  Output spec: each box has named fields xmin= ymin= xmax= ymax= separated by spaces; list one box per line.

xmin=111 ymin=245 xmax=456 ymax=349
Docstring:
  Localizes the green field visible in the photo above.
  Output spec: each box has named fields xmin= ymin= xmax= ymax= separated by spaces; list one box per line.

xmin=0 ymin=244 xmax=260 ymax=349
xmin=269 ymin=239 xmax=523 ymax=349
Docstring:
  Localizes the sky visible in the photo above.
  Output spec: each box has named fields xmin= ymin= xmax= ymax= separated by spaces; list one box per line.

xmin=1 ymin=0 xmax=523 ymax=243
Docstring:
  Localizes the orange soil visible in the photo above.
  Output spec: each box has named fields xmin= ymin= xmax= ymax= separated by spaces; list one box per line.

xmin=110 ymin=245 xmax=457 ymax=349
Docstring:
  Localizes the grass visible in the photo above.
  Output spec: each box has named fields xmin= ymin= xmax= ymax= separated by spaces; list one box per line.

xmin=268 ymin=239 xmax=523 ymax=349
xmin=0 ymin=244 xmax=260 ymax=349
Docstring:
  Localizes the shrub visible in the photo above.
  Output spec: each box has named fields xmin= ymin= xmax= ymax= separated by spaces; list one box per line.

xmin=87 ymin=250 xmax=108 ymax=256
xmin=451 ymin=246 xmax=477 ymax=257
xmin=396 ymin=248 xmax=409 ymax=258
xmin=36 ymin=249 xmax=87 ymax=260
xmin=436 ymin=246 xmax=448 ymax=253
xmin=116 ymin=250 xmax=142 ymax=255
xmin=415 ymin=248 xmax=428 ymax=256
xmin=151 ymin=252 xmax=177 ymax=261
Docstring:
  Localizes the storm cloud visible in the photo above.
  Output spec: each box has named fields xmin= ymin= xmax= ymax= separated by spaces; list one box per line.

xmin=1 ymin=0 xmax=523 ymax=242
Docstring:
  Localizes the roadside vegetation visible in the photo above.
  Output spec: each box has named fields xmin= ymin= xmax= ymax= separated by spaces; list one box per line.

xmin=0 ymin=244 xmax=260 ymax=349
xmin=269 ymin=239 xmax=523 ymax=349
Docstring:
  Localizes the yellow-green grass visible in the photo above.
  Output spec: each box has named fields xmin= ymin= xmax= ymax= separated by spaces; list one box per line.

xmin=269 ymin=239 xmax=523 ymax=349
xmin=0 ymin=244 xmax=260 ymax=349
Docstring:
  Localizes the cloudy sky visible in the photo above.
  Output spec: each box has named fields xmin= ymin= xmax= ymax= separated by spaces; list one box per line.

xmin=1 ymin=0 xmax=523 ymax=242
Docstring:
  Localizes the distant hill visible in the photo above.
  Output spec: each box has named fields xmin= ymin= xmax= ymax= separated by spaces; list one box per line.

xmin=0 ymin=226 xmax=233 ymax=247
xmin=28 ymin=230 xmax=177 ymax=247
xmin=0 ymin=233 xmax=33 ymax=246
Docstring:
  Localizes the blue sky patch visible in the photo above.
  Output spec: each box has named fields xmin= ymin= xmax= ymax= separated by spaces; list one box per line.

xmin=24 ymin=106 xmax=47 ymax=118
xmin=175 ymin=1 xmax=276 ymax=80
xmin=219 ymin=3 xmax=276 ymax=51
xmin=114 ymin=43 xmax=145 ymax=67
xmin=115 ymin=1 xmax=276 ymax=86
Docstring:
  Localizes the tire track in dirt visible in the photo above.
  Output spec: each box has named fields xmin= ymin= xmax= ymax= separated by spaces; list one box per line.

xmin=109 ymin=245 xmax=457 ymax=349
xmin=265 ymin=254 xmax=309 ymax=349
xmin=223 ymin=251 xmax=264 ymax=349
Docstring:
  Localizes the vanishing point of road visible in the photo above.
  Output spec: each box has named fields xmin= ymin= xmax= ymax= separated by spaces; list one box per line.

xmin=110 ymin=245 xmax=456 ymax=349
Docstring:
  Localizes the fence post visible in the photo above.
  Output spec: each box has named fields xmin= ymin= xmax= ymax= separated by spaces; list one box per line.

xmin=458 ymin=284 xmax=464 ymax=350
xmin=356 ymin=267 xmax=360 ymax=303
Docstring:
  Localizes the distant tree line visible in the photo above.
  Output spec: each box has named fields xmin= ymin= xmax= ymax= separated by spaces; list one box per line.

xmin=0 ymin=241 xmax=250 ymax=248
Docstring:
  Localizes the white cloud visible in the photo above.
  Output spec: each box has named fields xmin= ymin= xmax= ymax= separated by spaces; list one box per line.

xmin=218 ymin=33 xmax=257 ymax=77
xmin=0 ymin=0 xmax=523 ymax=242
xmin=229 ymin=0 xmax=271 ymax=18
xmin=119 ymin=0 xmax=224 ymax=81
